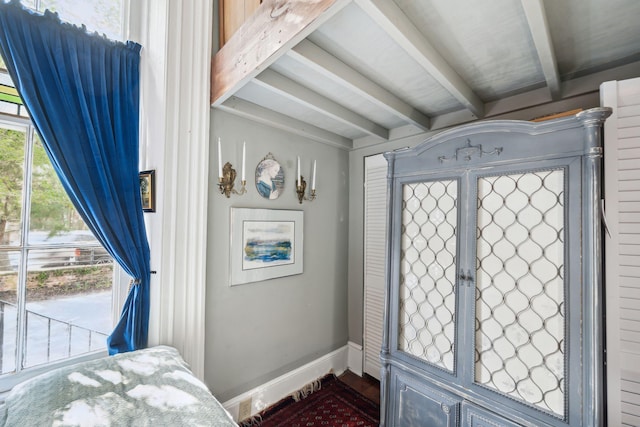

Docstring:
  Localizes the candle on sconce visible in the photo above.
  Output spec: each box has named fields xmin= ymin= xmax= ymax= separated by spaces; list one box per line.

xmin=242 ymin=142 xmax=246 ymax=182
xmin=217 ymin=137 xmax=222 ymax=179
xmin=312 ymin=160 xmax=316 ymax=190
xmin=297 ymin=156 xmax=301 ymax=186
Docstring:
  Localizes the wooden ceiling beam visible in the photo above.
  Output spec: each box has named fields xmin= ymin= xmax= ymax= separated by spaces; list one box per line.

xmin=254 ymin=69 xmax=390 ymax=140
xmin=287 ymin=39 xmax=431 ymax=131
xmin=521 ymin=0 xmax=561 ymax=100
xmin=354 ymin=0 xmax=484 ymax=118
xmin=211 ymin=0 xmax=351 ymax=106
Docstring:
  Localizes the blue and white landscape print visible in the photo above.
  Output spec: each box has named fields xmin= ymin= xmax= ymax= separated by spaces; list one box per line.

xmin=242 ymin=221 xmax=295 ymax=270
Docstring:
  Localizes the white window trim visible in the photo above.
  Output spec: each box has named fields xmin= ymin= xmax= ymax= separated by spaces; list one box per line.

xmin=127 ymin=0 xmax=212 ymax=380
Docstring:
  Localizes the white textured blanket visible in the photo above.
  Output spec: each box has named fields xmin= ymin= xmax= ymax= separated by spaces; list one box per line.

xmin=0 ymin=346 xmax=237 ymax=427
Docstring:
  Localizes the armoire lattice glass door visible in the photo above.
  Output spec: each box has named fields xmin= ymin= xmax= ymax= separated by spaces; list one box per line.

xmin=474 ymin=168 xmax=566 ymax=417
xmin=398 ymin=179 xmax=459 ymax=372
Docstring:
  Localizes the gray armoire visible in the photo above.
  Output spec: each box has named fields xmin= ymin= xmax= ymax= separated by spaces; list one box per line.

xmin=380 ymin=108 xmax=611 ymax=427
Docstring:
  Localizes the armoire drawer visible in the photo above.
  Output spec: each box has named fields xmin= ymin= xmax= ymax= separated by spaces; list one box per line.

xmin=390 ymin=369 xmax=460 ymax=427
xmin=462 ymin=402 xmax=523 ymax=427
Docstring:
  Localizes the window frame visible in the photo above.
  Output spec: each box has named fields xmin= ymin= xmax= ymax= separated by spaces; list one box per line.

xmin=0 ymin=108 xmax=113 ymax=393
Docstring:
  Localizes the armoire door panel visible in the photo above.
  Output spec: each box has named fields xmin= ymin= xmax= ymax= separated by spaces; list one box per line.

xmin=474 ymin=168 xmax=566 ymax=417
xmin=462 ymin=402 xmax=523 ymax=427
xmin=398 ymin=179 xmax=459 ymax=373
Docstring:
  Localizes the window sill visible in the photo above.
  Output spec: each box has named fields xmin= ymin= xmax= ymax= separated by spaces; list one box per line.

xmin=0 ymin=349 xmax=108 ymax=394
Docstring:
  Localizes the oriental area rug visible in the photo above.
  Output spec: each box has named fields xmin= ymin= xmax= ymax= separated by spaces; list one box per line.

xmin=238 ymin=374 xmax=380 ymax=427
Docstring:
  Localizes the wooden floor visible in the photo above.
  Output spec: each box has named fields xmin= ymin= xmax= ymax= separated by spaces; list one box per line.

xmin=338 ymin=370 xmax=381 ymax=405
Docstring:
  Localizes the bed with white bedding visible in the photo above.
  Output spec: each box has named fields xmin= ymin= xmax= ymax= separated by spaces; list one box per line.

xmin=0 ymin=345 xmax=237 ymax=426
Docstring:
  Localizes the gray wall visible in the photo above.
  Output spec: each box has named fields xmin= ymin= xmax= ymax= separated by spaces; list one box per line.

xmin=204 ymin=110 xmax=350 ymax=401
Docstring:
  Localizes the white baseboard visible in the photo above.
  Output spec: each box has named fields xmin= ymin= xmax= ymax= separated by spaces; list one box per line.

xmin=223 ymin=345 xmax=349 ymax=422
xmin=347 ymin=341 xmax=363 ymax=376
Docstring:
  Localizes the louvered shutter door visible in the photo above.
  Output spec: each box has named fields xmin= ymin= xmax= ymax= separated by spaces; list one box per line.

xmin=602 ymin=77 xmax=640 ymax=427
xmin=363 ymin=154 xmax=388 ymax=380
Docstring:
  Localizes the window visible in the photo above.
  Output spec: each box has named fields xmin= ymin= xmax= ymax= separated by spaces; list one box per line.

xmin=0 ymin=0 xmax=123 ymax=386
xmin=21 ymin=0 xmax=123 ymax=40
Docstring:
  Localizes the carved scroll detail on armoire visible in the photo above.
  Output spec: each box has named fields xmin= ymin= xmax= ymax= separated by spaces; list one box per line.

xmin=381 ymin=108 xmax=611 ymax=427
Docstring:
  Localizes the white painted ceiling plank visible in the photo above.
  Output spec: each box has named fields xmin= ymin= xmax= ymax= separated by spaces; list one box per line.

xmin=485 ymin=86 xmax=552 ymax=118
xmin=217 ymin=97 xmax=353 ymax=150
xmin=354 ymin=0 xmax=484 ymax=118
xmin=521 ymin=0 xmax=561 ymax=100
xmin=482 ymin=61 xmax=640 ymax=118
xmin=237 ymin=81 xmax=365 ymax=139
xmin=563 ymin=61 xmax=640 ymax=99
xmin=254 ymin=69 xmax=389 ymax=140
xmin=288 ymin=40 xmax=431 ymax=130
xmin=270 ymin=55 xmax=408 ymax=129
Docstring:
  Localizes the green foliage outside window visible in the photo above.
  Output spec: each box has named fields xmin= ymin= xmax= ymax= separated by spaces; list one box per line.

xmin=0 ymin=128 xmax=77 ymax=246
xmin=0 ymin=127 xmax=23 ymax=245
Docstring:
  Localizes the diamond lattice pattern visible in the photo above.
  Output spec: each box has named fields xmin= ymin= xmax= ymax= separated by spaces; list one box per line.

xmin=475 ymin=169 xmax=565 ymax=417
xmin=399 ymin=180 xmax=458 ymax=372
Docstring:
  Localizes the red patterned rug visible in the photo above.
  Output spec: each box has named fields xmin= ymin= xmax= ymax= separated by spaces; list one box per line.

xmin=239 ymin=374 xmax=379 ymax=427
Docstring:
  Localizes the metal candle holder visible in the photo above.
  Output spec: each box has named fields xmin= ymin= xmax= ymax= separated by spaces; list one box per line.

xmin=295 ymin=176 xmax=317 ymax=204
xmin=218 ymin=162 xmax=247 ymax=198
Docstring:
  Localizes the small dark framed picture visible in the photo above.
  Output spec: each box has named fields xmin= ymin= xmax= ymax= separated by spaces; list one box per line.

xmin=139 ymin=170 xmax=155 ymax=212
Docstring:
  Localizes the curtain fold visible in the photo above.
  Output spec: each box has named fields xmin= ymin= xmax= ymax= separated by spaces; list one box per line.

xmin=0 ymin=0 xmax=150 ymax=354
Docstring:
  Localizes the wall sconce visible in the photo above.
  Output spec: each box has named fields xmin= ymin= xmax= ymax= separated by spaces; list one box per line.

xmin=296 ymin=157 xmax=317 ymax=204
xmin=217 ymin=138 xmax=247 ymax=198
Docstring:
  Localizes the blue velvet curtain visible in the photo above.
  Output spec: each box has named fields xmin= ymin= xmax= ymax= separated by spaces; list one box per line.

xmin=0 ymin=0 xmax=150 ymax=354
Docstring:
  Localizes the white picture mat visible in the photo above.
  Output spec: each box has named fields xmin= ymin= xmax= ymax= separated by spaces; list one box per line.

xmin=230 ymin=208 xmax=303 ymax=286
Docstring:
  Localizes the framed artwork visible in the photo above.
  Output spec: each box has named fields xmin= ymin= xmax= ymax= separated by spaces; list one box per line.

xmin=230 ymin=208 xmax=303 ymax=286
xmin=139 ymin=170 xmax=155 ymax=212
xmin=255 ymin=153 xmax=284 ymax=200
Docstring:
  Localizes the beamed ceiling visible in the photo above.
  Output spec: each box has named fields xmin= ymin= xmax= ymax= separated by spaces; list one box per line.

xmin=211 ymin=0 xmax=640 ymax=150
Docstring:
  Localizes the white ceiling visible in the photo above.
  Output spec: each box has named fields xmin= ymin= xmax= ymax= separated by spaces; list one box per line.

xmin=212 ymin=0 xmax=640 ymax=150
